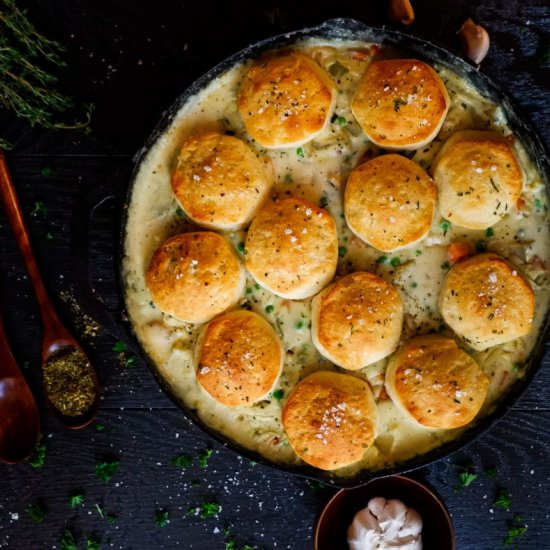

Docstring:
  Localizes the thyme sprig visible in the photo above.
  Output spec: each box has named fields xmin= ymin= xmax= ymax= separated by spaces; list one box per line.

xmin=0 ymin=0 xmax=91 ymax=148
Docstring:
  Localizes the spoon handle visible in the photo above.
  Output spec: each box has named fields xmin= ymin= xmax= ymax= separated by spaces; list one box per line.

xmin=0 ymin=151 xmax=73 ymax=352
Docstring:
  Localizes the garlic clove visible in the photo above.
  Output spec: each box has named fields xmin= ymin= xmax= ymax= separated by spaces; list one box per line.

xmin=457 ymin=18 xmax=490 ymax=65
xmin=388 ymin=0 xmax=415 ymax=26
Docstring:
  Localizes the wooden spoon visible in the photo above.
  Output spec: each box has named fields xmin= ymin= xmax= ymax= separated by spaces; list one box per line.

xmin=0 ymin=151 xmax=100 ymax=429
xmin=0 ymin=308 xmax=41 ymax=463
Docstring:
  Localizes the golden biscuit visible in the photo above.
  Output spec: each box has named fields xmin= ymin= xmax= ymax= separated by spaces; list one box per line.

xmin=196 ymin=310 xmax=283 ymax=407
xmin=146 ymin=232 xmax=245 ymax=324
xmin=282 ymin=370 xmax=378 ymax=470
xmin=439 ymin=253 xmax=534 ymax=350
xmin=238 ymin=52 xmax=335 ymax=148
xmin=385 ymin=335 xmax=489 ymax=429
xmin=245 ymin=196 xmax=338 ymax=299
xmin=171 ymin=132 xmax=272 ymax=230
xmin=351 ymin=58 xmax=450 ymax=149
xmin=433 ymin=130 xmax=523 ymax=229
xmin=311 ymin=272 xmax=404 ymax=370
xmin=344 ymin=154 xmax=437 ymax=251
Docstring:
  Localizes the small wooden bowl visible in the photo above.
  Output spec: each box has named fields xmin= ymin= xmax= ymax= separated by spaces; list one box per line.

xmin=314 ymin=475 xmax=455 ymax=550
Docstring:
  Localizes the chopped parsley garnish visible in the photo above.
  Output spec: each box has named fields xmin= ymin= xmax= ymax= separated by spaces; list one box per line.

xmin=40 ymin=166 xmax=54 ymax=177
xmin=187 ymin=502 xmax=220 ymax=519
xmin=155 ymin=509 xmax=170 ymax=527
xmin=376 ymin=255 xmax=388 ymax=264
xmin=237 ymin=241 xmax=245 ymax=254
xmin=295 ymin=319 xmax=305 ymax=329
xmin=87 ymin=537 xmax=101 ymax=550
xmin=45 ymin=231 xmax=54 ymax=241
xmin=198 ymin=448 xmax=214 ymax=468
xmin=272 ymin=389 xmax=284 ymax=401
xmin=125 ymin=355 xmax=137 ymax=367
xmin=296 ymin=147 xmax=305 ymax=158
xmin=28 ymin=436 xmax=46 ymax=468
xmin=60 ymin=529 xmax=77 ymax=550
xmin=494 ymin=488 xmax=511 ymax=509
xmin=265 ymin=304 xmax=274 ymax=314
xmin=25 ymin=503 xmax=46 ymax=523
xmin=504 ymin=514 xmax=528 ymax=546
xmin=415 ymin=249 xmax=423 ymax=256
xmin=534 ymin=197 xmax=544 ymax=211
xmin=335 ymin=115 xmax=347 ymax=126
xmin=171 ymin=454 xmax=193 ymax=468
xmin=390 ymin=257 xmax=401 ymax=267
xmin=338 ymin=246 xmax=347 ymax=257
xmin=453 ymin=464 xmax=477 ymax=491
xmin=175 ymin=206 xmax=185 ymax=218
xmin=94 ymin=423 xmax=106 ymax=432
xmin=411 ymin=281 xmax=418 ymax=288
xmin=69 ymin=493 xmax=85 ymax=508
xmin=32 ymin=201 xmax=48 ymax=216
xmin=112 ymin=341 xmax=127 ymax=353
xmin=95 ymin=459 xmax=120 ymax=482
xmin=485 ymin=227 xmax=494 ymax=237
xmin=439 ymin=218 xmax=452 ymax=236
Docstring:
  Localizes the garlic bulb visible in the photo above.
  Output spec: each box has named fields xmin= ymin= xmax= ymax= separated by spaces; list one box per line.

xmin=347 ymin=497 xmax=423 ymax=550
xmin=457 ymin=18 xmax=490 ymax=65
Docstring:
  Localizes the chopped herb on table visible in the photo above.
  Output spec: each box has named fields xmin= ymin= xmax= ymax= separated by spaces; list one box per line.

xmin=198 ymin=448 xmax=213 ymax=468
xmin=171 ymin=453 xmax=193 ymax=468
xmin=28 ymin=436 xmax=46 ymax=468
xmin=112 ymin=341 xmax=127 ymax=353
xmin=494 ymin=488 xmax=511 ymax=509
xmin=60 ymin=528 xmax=78 ymax=550
xmin=87 ymin=537 xmax=101 ymax=550
xmin=25 ymin=502 xmax=46 ymax=524
xmin=453 ymin=464 xmax=477 ymax=491
xmin=95 ymin=459 xmax=120 ymax=482
xmin=32 ymin=200 xmax=48 ymax=216
xmin=155 ymin=509 xmax=170 ymax=527
xmin=504 ymin=514 xmax=528 ymax=546
xmin=69 ymin=493 xmax=84 ymax=508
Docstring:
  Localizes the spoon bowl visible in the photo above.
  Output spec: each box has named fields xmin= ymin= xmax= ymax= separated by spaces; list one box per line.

xmin=0 ymin=311 xmax=40 ymax=463
xmin=0 ymin=151 xmax=100 ymax=429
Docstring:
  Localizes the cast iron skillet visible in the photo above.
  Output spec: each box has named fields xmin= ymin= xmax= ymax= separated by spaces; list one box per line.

xmin=121 ymin=18 xmax=550 ymax=487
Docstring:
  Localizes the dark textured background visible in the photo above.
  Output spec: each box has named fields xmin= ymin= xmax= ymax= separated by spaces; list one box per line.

xmin=1 ymin=1 xmax=549 ymax=548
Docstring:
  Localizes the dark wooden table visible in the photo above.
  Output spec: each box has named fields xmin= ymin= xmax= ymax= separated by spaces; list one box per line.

xmin=1 ymin=1 xmax=549 ymax=548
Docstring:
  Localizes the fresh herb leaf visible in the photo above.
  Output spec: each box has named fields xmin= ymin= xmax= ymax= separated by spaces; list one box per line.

xmin=95 ymin=459 xmax=120 ymax=482
xmin=198 ymin=448 xmax=213 ymax=468
xmin=335 ymin=115 xmax=347 ymax=126
xmin=60 ymin=528 xmax=78 ymax=550
xmin=272 ymin=389 xmax=284 ymax=401
xmin=45 ymin=231 xmax=54 ymax=241
xmin=439 ymin=218 xmax=452 ymax=236
xmin=338 ymin=246 xmax=347 ymax=257
xmin=296 ymin=147 xmax=305 ymax=158
xmin=32 ymin=200 xmax=48 ymax=216
xmin=458 ymin=471 xmax=477 ymax=487
xmin=155 ymin=509 xmax=170 ymax=527
xmin=199 ymin=502 xmax=220 ymax=518
xmin=265 ymin=304 xmax=274 ymax=314
xmin=494 ymin=488 xmax=511 ymax=509
xmin=390 ymin=257 xmax=401 ymax=267
xmin=28 ymin=436 xmax=46 ymax=468
xmin=294 ymin=319 xmax=304 ymax=330
xmin=171 ymin=454 xmax=192 ymax=468
xmin=25 ymin=503 xmax=46 ymax=524
xmin=95 ymin=423 xmax=106 ymax=432
xmin=112 ymin=341 xmax=127 ymax=353
xmin=69 ymin=493 xmax=85 ymax=508
xmin=125 ymin=355 xmax=137 ymax=367
xmin=504 ymin=524 xmax=528 ymax=546
xmin=87 ymin=537 xmax=100 ymax=550
xmin=376 ymin=255 xmax=388 ymax=264
xmin=237 ymin=241 xmax=245 ymax=254
xmin=485 ymin=227 xmax=494 ymax=237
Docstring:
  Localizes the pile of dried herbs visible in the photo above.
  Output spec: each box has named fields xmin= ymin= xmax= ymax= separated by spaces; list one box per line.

xmin=0 ymin=0 xmax=91 ymax=148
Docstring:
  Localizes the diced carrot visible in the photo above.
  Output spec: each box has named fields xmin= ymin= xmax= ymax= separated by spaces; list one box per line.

xmin=448 ymin=241 xmax=474 ymax=264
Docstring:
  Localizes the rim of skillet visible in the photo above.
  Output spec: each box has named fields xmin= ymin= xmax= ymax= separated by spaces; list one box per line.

xmin=119 ymin=17 xmax=550 ymax=488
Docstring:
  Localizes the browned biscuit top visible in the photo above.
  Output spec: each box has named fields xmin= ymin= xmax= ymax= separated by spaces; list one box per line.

xmin=439 ymin=253 xmax=534 ymax=350
xmin=238 ymin=52 xmax=335 ymax=148
xmin=344 ymin=154 xmax=437 ymax=251
xmin=244 ymin=196 xmax=338 ymax=299
xmin=197 ymin=310 xmax=283 ymax=407
xmin=145 ymin=232 xmax=244 ymax=324
xmin=351 ymin=58 xmax=450 ymax=149
xmin=171 ymin=132 xmax=272 ymax=230
xmin=385 ymin=335 xmax=489 ymax=429
xmin=311 ymin=272 xmax=404 ymax=370
xmin=282 ymin=370 xmax=378 ymax=470
xmin=433 ymin=130 xmax=523 ymax=229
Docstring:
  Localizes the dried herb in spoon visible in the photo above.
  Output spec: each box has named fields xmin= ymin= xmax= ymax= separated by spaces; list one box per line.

xmin=0 ymin=0 xmax=91 ymax=148
xmin=42 ymin=347 xmax=95 ymax=417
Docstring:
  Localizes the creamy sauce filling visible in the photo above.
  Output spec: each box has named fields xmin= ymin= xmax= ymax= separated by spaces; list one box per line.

xmin=122 ymin=38 xmax=550 ymax=476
